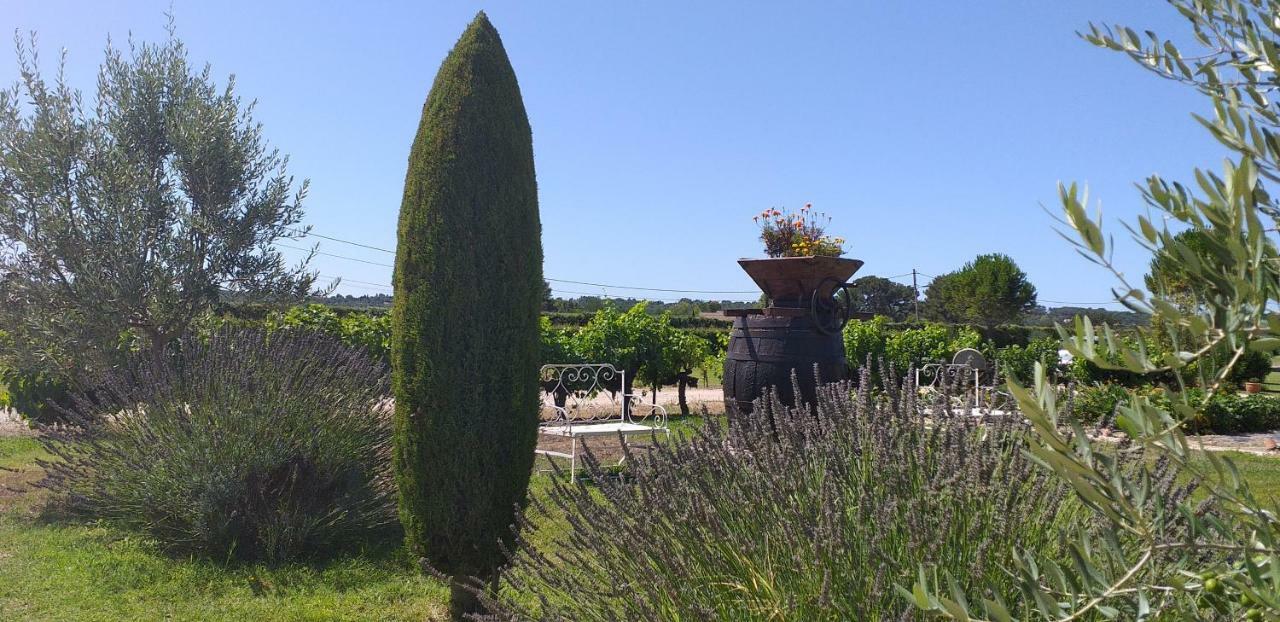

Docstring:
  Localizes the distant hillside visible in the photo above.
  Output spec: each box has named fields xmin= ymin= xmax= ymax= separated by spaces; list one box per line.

xmin=1021 ymin=305 xmax=1148 ymax=327
xmin=321 ymin=293 xmax=392 ymax=310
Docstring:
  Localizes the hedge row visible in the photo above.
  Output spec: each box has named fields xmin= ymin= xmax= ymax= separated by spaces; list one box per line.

xmin=544 ymin=311 xmax=731 ymax=330
xmin=1071 ymin=384 xmax=1280 ymax=434
xmin=547 ymin=311 xmax=1065 ymax=346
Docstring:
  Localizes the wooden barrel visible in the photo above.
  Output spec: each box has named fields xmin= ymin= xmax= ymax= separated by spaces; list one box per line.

xmin=722 ymin=314 xmax=847 ymax=415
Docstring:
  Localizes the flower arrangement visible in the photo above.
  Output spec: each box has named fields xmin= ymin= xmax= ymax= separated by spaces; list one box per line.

xmin=754 ymin=203 xmax=845 ymax=258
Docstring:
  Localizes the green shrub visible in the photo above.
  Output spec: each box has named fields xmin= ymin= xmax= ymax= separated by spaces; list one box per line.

xmin=0 ymin=367 xmax=70 ymax=424
xmin=1069 ymin=383 xmax=1131 ymax=425
xmin=545 ymin=311 xmax=732 ymax=330
xmin=571 ymin=303 xmax=666 ymax=395
xmin=1226 ymin=347 xmax=1273 ymax=385
xmin=492 ymin=371 xmax=1078 ymax=619
xmin=1125 ymin=387 xmax=1280 ymax=434
xmin=265 ymin=304 xmax=391 ymax=359
xmin=390 ymin=12 xmax=543 ymax=616
xmin=1202 ymin=393 xmax=1280 ymax=434
xmin=842 ymin=316 xmax=889 ymax=370
xmin=1066 ymin=332 xmax=1159 ymax=386
xmin=1065 ymin=333 xmax=1271 ymax=391
xmin=846 ymin=318 xmax=1053 ymax=383
xmin=884 ymin=323 xmax=980 ymax=372
xmin=539 ymin=316 xmax=579 ymax=364
xmin=37 ymin=329 xmax=394 ymax=562
xmin=268 ymin=303 xmax=343 ymax=334
xmin=337 ymin=311 xmax=391 ymax=359
xmin=1078 ymin=385 xmax=1280 ymax=434
xmin=994 ymin=336 xmax=1062 ymax=383
xmin=973 ymin=324 xmax=1050 ymax=348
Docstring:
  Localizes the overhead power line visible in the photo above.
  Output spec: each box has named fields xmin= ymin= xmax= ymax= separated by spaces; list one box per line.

xmin=280 ymin=237 xmax=757 ymax=295
xmin=290 ymin=228 xmax=395 ymax=254
xmin=1039 ymin=299 xmax=1128 ymax=306
xmin=314 ymin=265 xmax=1133 ymax=308
xmin=289 ymin=230 xmax=1134 ymax=308
xmin=317 ymin=274 xmax=393 ymax=290
xmin=329 ymin=281 xmax=393 ymax=292
xmin=546 ymin=277 xmax=755 ymax=295
xmin=279 ymin=243 xmax=395 ymax=268
xmin=550 ymin=288 xmax=689 ymax=302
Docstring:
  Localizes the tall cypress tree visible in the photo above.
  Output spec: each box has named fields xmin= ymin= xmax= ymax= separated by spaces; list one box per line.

xmin=390 ymin=12 xmax=543 ymax=617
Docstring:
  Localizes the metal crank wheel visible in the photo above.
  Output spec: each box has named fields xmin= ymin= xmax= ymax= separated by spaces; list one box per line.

xmin=811 ymin=277 xmax=853 ymax=335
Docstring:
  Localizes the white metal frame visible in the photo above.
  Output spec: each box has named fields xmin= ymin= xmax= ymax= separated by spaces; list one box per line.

xmin=916 ymin=358 xmax=1014 ymax=413
xmin=535 ymin=363 xmax=670 ymax=479
xmin=916 ymin=362 xmax=982 ymax=407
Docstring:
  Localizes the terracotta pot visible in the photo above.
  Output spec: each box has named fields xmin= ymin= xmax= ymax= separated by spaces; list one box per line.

xmin=737 ymin=256 xmax=863 ymax=308
xmin=1245 ymin=381 xmax=1263 ymax=394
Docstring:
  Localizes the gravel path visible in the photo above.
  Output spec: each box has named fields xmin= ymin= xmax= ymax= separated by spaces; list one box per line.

xmin=1179 ymin=431 xmax=1280 ymax=455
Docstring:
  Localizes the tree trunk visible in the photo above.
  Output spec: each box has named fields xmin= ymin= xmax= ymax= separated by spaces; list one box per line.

xmin=622 ymin=373 xmax=634 ymax=419
xmin=146 ymin=328 xmax=170 ymax=370
xmin=677 ymin=373 xmax=690 ymax=416
xmin=448 ymin=577 xmax=487 ymax=620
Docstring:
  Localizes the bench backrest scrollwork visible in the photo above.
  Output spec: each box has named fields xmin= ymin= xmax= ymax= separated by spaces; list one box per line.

xmin=540 ymin=364 xmax=625 ymax=423
xmin=539 ymin=363 xmax=666 ymax=427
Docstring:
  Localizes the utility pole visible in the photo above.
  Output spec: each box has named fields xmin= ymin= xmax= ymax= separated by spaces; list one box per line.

xmin=912 ymin=268 xmax=921 ymax=323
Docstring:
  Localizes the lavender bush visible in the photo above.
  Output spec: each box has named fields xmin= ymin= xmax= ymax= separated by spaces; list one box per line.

xmin=490 ymin=369 xmax=1082 ymax=620
xmin=36 ymin=328 xmax=395 ymax=562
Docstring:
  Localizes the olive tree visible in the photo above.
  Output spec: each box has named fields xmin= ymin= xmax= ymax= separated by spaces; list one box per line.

xmin=0 ymin=28 xmax=318 ymax=382
xmin=912 ymin=2 xmax=1280 ymax=619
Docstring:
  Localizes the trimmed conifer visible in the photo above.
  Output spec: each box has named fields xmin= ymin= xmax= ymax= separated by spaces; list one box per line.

xmin=390 ymin=11 xmax=543 ymax=617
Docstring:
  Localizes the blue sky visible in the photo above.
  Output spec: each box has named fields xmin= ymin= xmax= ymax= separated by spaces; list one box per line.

xmin=3 ymin=2 xmax=1225 ymax=305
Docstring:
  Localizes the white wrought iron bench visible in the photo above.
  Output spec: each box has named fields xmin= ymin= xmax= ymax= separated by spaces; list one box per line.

xmin=915 ymin=348 xmax=1011 ymax=413
xmin=536 ymin=363 xmax=669 ymax=479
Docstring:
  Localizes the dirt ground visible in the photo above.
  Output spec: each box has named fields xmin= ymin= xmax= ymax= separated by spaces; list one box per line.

xmin=532 ymin=385 xmax=724 ymax=468
xmin=620 ymin=386 xmax=725 ymax=413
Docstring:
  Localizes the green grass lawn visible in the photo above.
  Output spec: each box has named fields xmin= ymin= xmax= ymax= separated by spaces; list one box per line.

xmin=1188 ymin=450 xmax=1280 ymax=503
xmin=0 ymin=435 xmax=594 ymax=622
xmin=0 ymin=436 xmax=451 ymax=621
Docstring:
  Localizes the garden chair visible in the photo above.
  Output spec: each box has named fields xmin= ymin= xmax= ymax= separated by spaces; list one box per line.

xmin=916 ymin=349 xmax=1011 ymax=413
xmin=536 ymin=363 xmax=669 ymax=479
